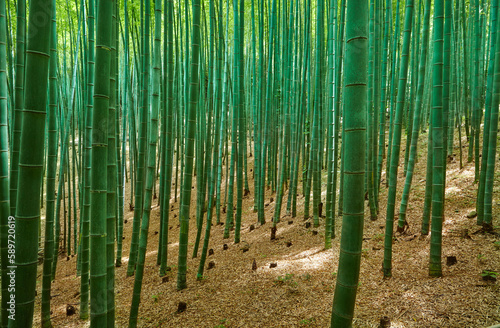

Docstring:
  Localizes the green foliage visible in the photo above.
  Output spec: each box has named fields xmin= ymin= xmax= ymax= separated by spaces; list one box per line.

xmin=299 ymin=317 xmax=316 ymax=325
xmin=274 ymin=273 xmax=298 ymax=288
xmin=481 ymin=270 xmax=498 ymax=279
xmin=214 ymin=319 xmax=228 ymax=328
xmin=300 ymin=273 xmax=312 ymax=281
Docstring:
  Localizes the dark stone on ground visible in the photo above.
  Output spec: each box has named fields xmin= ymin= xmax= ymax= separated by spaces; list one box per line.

xmin=467 ymin=210 xmax=477 ymax=219
xmin=241 ymin=242 xmax=250 ymax=252
xmin=446 ymin=256 xmax=457 ymax=266
xmin=379 ymin=316 xmax=390 ymax=328
xmin=177 ymin=301 xmax=187 ymax=313
xmin=66 ymin=305 xmax=76 ymax=316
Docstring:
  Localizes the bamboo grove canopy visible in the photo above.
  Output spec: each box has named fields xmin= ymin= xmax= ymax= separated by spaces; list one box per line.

xmin=0 ymin=0 xmax=498 ymax=326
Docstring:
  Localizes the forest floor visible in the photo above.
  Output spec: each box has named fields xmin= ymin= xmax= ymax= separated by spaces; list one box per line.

xmin=34 ymin=129 xmax=500 ymax=328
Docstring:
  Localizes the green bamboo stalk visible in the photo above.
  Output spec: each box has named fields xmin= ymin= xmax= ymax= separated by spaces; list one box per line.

xmin=429 ymin=0 xmax=445 ymax=278
xmin=41 ymin=3 xmax=57 ymax=326
xmin=383 ymin=0 xmax=414 ymax=278
xmin=8 ymin=0 xmax=25 ymax=217
xmin=177 ymin=0 xmax=201 ymax=291
xmin=476 ymin=0 xmax=498 ymax=225
xmin=80 ymin=0 xmax=95 ymax=319
xmin=386 ymin=0 xmax=401 ymax=184
xmin=159 ymin=0 xmax=175 ymax=275
xmin=89 ymin=0 xmax=113 ymax=325
xmin=330 ymin=0 xmax=368 ymax=324
xmin=10 ymin=0 xmax=52 ymax=326
xmin=128 ymin=0 xmax=161 ymax=324
xmin=397 ymin=0 xmax=431 ymax=231
xmin=325 ymin=0 xmax=337 ymax=248
xmin=127 ymin=0 xmax=150 ymax=277
xmin=481 ymin=3 xmax=500 ymax=231
xmin=0 ymin=0 xmax=10 ymax=326
xmin=106 ymin=1 xmax=118 ymax=324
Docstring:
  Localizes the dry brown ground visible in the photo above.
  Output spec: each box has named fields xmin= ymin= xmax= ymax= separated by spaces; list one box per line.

xmin=34 ymin=130 xmax=500 ymax=328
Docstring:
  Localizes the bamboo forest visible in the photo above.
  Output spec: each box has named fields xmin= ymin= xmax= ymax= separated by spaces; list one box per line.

xmin=0 ymin=0 xmax=500 ymax=326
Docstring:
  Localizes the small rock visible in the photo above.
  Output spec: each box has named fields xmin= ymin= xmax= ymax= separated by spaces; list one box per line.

xmin=270 ymin=197 xmax=274 ymax=203
xmin=177 ymin=301 xmax=187 ymax=313
xmin=269 ymin=263 xmax=277 ymax=268
xmin=252 ymin=259 xmax=257 ymax=271
xmin=249 ymin=224 xmax=255 ymax=231
xmin=162 ymin=277 xmax=169 ymax=283
xmin=154 ymin=231 xmax=158 ymax=235
xmin=312 ymin=230 xmax=318 ymax=236
xmin=467 ymin=211 xmax=477 ymax=219
xmin=286 ymin=241 xmax=292 ymax=247
xmin=66 ymin=305 xmax=76 ymax=316
xmin=207 ymin=261 xmax=215 ymax=270
xmin=124 ymin=219 xmax=128 ymax=224
xmin=241 ymin=242 xmax=250 ymax=253
xmin=288 ymin=220 xmax=294 ymax=225
xmin=223 ymin=244 xmax=229 ymax=250
xmin=305 ymin=222 xmax=311 ymax=229
xmin=446 ymin=256 xmax=457 ymax=266
xmin=379 ymin=316 xmax=390 ymax=328
xmin=209 ymin=249 xmax=214 ymax=256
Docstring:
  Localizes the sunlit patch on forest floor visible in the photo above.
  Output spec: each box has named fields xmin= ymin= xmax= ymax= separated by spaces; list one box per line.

xmin=35 ymin=130 xmax=500 ymax=327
